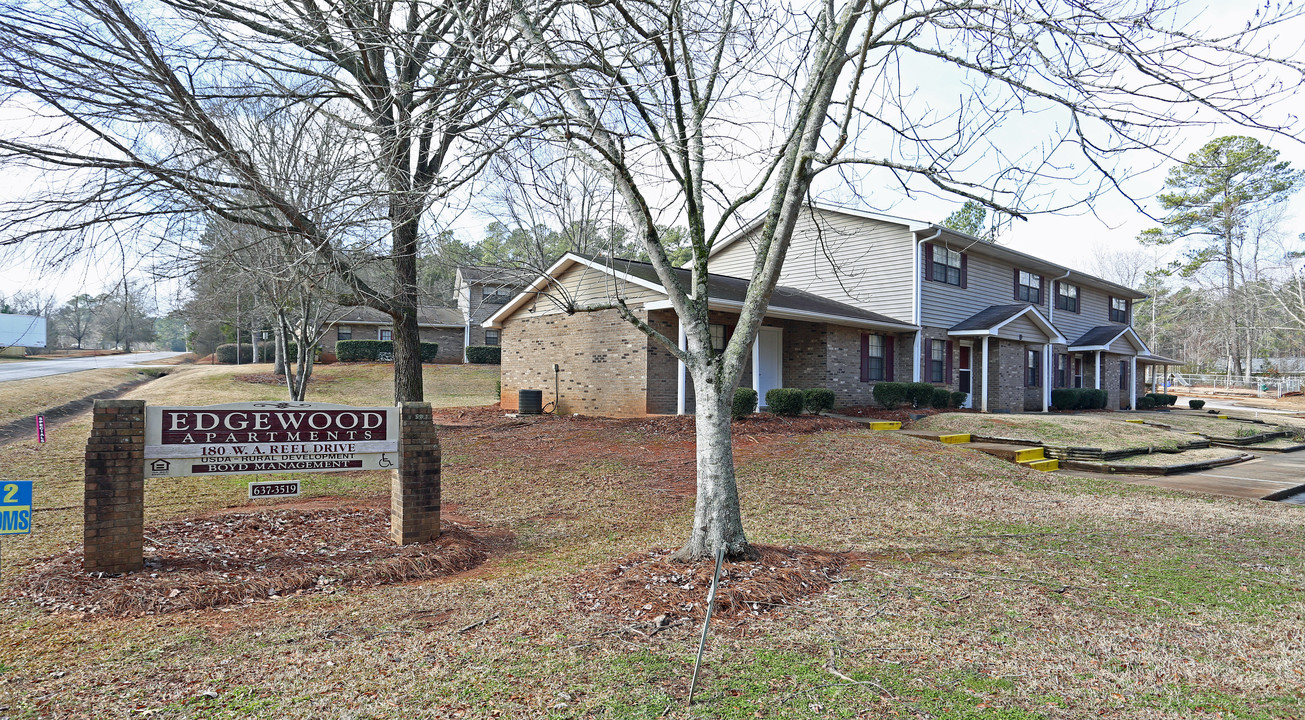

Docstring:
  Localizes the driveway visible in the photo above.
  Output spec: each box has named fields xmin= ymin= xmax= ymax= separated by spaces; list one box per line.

xmin=0 ymin=351 xmax=186 ymax=383
xmin=1068 ymin=450 xmax=1305 ymax=505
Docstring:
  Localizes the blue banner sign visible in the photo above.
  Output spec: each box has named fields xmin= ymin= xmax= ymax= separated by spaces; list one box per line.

xmin=0 ymin=481 xmax=33 ymax=535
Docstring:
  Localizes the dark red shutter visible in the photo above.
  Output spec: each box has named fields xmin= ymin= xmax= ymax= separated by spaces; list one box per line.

xmin=945 ymin=340 xmax=954 ymax=381
xmin=923 ymin=339 xmax=931 ymax=379
xmin=1053 ymin=280 xmax=1060 ymax=310
xmin=1108 ymin=295 xmax=1115 ymax=321
xmin=885 ymin=336 xmax=895 ymax=381
xmin=1038 ymin=275 xmax=1046 ymax=305
xmin=924 ymin=244 xmax=934 ymax=281
xmin=960 ymin=253 xmax=968 ymax=289
xmin=1013 ymin=268 xmax=1020 ymax=301
xmin=860 ymin=333 xmax=870 ymax=382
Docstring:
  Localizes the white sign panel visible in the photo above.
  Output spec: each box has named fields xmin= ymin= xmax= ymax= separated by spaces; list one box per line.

xmin=0 ymin=314 xmax=46 ymax=348
xmin=144 ymin=402 xmax=399 ymax=478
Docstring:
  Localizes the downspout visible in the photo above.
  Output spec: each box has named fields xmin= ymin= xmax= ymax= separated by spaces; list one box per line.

xmin=912 ymin=227 xmax=944 ymax=382
xmin=1047 ymin=270 xmax=1071 ymax=410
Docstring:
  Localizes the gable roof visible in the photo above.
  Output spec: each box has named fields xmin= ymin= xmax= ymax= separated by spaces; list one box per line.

xmin=329 ymin=305 xmax=463 ymax=328
xmin=455 ymin=265 xmax=535 ymax=287
xmin=946 ymin=304 xmax=1066 ymax=343
xmin=1068 ymin=325 xmax=1150 ymax=354
xmin=485 ymin=253 xmax=916 ymax=331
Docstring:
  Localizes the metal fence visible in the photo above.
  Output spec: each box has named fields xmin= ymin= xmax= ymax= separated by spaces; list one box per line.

xmin=1168 ymin=372 xmax=1304 ymax=398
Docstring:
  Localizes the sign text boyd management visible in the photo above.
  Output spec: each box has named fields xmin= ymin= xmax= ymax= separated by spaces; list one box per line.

xmin=144 ymin=402 xmax=400 ymax=478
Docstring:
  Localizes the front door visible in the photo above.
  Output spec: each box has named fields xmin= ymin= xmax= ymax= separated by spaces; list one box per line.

xmin=958 ymin=344 xmax=973 ymax=408
xmin=756 ymin=326 xmax=783 ymax=407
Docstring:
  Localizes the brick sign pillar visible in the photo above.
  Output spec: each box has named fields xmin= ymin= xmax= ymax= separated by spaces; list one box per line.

xmin=391 ymin=402 xmax=441 ymax=544
xmin=84 ymin=399 xmax=145 ymax=573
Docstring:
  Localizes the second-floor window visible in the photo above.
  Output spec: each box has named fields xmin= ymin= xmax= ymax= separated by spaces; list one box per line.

xmin=483 ymin=286 xmax=513 ymax=303
xmin=931 ymin=247 xmax=963 ymax=286
xmin=1110 ymin=297 xmax=1129 ymax=323
xmin=1056 ymin=282 xmax=1079 ymax=313
xmin=338 ymin=325 xmax=352 ymax=341
xmin=1016 ymin=270 xmax=1043 ymax=304
xmin=379 ymin=328 xmax=393 ymax=342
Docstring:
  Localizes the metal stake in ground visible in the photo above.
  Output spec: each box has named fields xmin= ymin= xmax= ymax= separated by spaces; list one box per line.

xmin=687 ymin=546 xmax=725 ymax=706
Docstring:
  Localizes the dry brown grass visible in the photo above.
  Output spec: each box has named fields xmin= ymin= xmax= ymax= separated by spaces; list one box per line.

xmin=1147 ymin=412 xmax=1294 ymax=438
xmin=0 ymin=367 xmax=145 ymax=420
xmin=1076 ymin=447 xmax=1248 ymax=468
xmin=917 ymin=411 xmax=1191 ymax=450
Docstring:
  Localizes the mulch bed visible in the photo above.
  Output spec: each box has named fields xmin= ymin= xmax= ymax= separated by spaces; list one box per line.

xmin=233 ymin=373 xmax=335 ymax=387
xmin=572 ymin=545 xmax=850 ymax=624
xmin=11 ymin=507 xmax=486 ymax=616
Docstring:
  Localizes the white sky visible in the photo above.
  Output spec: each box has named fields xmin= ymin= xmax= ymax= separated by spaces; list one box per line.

xmin=2 ymin=0 xmax=1303 ymax=311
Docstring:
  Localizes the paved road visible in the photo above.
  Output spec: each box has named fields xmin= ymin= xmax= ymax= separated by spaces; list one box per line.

xmin=1068 ymin=450 xmax=1305 ymax=505
xmin=0 ymin=352 xmax=186 ymax=383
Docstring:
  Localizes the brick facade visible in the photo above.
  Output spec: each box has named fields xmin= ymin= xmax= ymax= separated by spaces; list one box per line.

xmin=84 ymin=400 xmax=145 ymax=574
xmin=323 ymin=324 xmax=465 ymax=363
xmin=391 ymin=403 xmax=441 ymax=545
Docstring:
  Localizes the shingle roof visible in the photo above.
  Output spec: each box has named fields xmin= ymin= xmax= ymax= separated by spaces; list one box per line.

xmin=1069 ymin=325 xmax=1131 ymax=347
xmin=330 ymin=305 xmax=463 ymax=327
xmin=594 ymin=256 xmax=912 ymax=327
xmin=457 ymin=265 xmax=535 ymax=286
xmin=948 ymin=304 xmax=1034 ymax=332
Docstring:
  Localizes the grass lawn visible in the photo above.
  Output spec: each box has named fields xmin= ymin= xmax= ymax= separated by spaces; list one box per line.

xmin=1145 ymin=413 xmax=1296 ymax=439
xmin=915 ymin=412 xmax=1191 ymax=451
xmin=0 ymin=373 xmax=1303 ymax=719
xmin=0 ymin=367 xmax=151 ymax=421
xmin=1074 ymin=447 xmax=1249 ymax=469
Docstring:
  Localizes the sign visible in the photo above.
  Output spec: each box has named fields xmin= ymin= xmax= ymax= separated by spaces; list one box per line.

xmin=36 ymin=415 xmax=46 ymax=443
xmin=249 ymin=480 xmax=301 ymax=499
xmin=0 ymin=481 xmax=33 ymax=535
xmin=144 ymin=402 xmax=399 ymax=478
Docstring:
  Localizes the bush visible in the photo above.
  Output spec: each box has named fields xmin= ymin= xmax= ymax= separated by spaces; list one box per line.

xmin=732 ymin=387 xmax=758 ymax=419
xmin=1164 ymin=393 xmax=1178 ymax=406
xmin=337 ymin=340 xmax=439 ymax=362
xmin=950 ymin=391 xmax=968 ymax=409
xmin=466 ymin=345 xmax=502 ymax=364
xmin=765 ymin=388 xmax=805 ymax=417
xmin=215 ymin=343 xmax=254 ymax=364
xmin=905 ymin=382 xmax=936 ymax=408
xmin=1137 ymin=395 xmax=1156 ymax=409
xmin=1189 ymin=399 xmax=1206 ymax=410
xmin=1051 ymin=388 xmax=1075 ymax=410
xmin=802 ymin=388 xmax=836 ymax=414
xmin=872 ymin=382 xmax=908 ymax=409
xmin=1088 ymin=388 xmax=1108 ymax=409
xmin=930 ymin=387 xmax=952 ymax=409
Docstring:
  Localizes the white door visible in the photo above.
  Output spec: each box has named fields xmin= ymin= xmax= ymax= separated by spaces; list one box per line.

xmin=756 ymin=327 xmax=783 ymax=407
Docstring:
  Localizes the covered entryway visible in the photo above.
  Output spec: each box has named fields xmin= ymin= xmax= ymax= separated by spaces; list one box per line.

xmin=947 ymin=304 xmax=1066 ymax=413
xmin=754 ymin=326 xmax=783 ymax=407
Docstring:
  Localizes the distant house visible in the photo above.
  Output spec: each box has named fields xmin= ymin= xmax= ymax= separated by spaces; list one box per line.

xmin=454 ymin=266 xmax=533 ymax=359
xmin=319 ymin=306 xmax=465 ymax=363
xmin=485 ymin=205 xmax=1181 ymax=417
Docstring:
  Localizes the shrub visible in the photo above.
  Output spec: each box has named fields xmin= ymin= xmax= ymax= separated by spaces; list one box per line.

xmin=1189 ymin=399 xmax=1206 ymax=410
xmin=419 ymin=342 xmax=440 ymax=363
xmin=1164 ymin=393 xmax=1178 ymax=406
xmin=732 ymin=387 xmax=758 ymax=419
xmin=215 ymin=343 xmax=254 ymax=364
xmin=336 ymin=340 xmax=439 ymax=362
xmin=802 ymin=388 xmax=836 ymax=414
xmin=1051 ymin=388 xmax=1075 ymax=410
xmin=928 ymin=387 xmax=951 ymax=409
xmin=765 ymin=388 xmax=805 ymax=417
xmin=905 ymin=382 xmax=936 ymax=408
xmin=1137 ymin=395 xmax=1156 ymax=409
xmin=950 ymin=391 xmax=968 ymax=409
xmin=466 ymin=345 xmax=502 ymax=364
xmin=1088 ymin=389 xmax=1108 ymax=409
xmin=872 ymin=382 xmax=908 ymax=409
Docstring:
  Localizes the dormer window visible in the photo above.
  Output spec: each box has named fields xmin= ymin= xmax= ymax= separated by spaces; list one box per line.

xmin=1055 ymin=282 xmax=1079 ymax=313
xmin=1016 ymin=270 xmax=1043 ymax=304
xmin=1110 ymin=297 xmax=1129 ymax=324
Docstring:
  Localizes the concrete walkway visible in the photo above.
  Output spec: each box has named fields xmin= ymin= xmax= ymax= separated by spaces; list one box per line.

xmin=1061 ymin=450 xmax=1305 ymax=505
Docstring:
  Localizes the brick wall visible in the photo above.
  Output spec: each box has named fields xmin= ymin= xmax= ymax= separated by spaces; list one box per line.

xmin=391 ymin=402 xmax=441 ymax=545
xmin=500 ymin=308 xmax=652 ymax=417
xmin=645 ymin=310 xmax=679 ymax=415
xmin=418 ymin=327 xmax=466 ymax=363
xmin=84 ymin=399 xmax=145 ymax=574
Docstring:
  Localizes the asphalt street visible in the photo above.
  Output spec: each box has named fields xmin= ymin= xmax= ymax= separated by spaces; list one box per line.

xmin=0 ymin=351 xmax=185 ymax=383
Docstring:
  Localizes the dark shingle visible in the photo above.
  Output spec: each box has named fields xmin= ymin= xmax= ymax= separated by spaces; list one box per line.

xmin=1069 ymin=325 xmax=1130 ymax=348
xmin=948 ymin=304 xmax=1034 ymax=332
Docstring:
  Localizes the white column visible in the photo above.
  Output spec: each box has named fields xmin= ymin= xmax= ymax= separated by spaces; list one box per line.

xmin=1042 ymin=342 xmax=1051 ymax=412
xmin=1129 ymin=356 xmax=1138 ymax=410
xmin=676 ymin=322 xmax=686 ymax=415
xmin=1094 ymin=351 xmax=1102 ymax=390
xmin=752 ymin=331 xmax=762 ymax=405
xmin=981 ymin=336 xmax=989 ymax=413
xmin=912 ymin=331 xmax=922 ymax=381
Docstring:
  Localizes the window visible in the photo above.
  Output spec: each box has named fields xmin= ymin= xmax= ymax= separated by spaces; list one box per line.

xmin=1110 ymin=297 xmax=1129 ymax=323
xmin=1119 ymin=360 xmax=1129 ymax=391
xmin=379 ymin=328 xmax=393 ymax=341
xmin=1073 ymin=356 xmax=1083 ymax=388
xmin=483 ymin=286 xmax=513 ymax=303
xmin=484 ymin=329 xmax=500 ymax=346
xmin=1056 ymin=282 xmax=1079 ymax=313
xmin=1026 ymin=348 xmax=1041 ymax=387
xmin=709 ymin=323 xmax=727 ymax=352
xmin=865 ymin=334 xmax=885 ymax=381
xmin=1016 ymin=270 xmax=1043 ymax=304
xmin=930 ymin=339 xmax=946 ymax=383
xmin=338 ymin=326 xmax=352 ymax=341
xmin=1055 ymin=353 xmax=1068 ymax=388
xmin=930 ymin=246 xmax=963 ymax=286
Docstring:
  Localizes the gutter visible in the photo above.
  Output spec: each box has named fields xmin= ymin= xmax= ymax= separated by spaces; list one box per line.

xmin=912 ymin=227 xmax=943 ymax=382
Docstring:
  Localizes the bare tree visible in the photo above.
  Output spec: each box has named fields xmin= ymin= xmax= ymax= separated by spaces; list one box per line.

xmin=493 ymin=0 xmax=1305 ymax=560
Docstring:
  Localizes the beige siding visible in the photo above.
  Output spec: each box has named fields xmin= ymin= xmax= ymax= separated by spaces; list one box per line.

xmin=1108 ymin=335 xmax=1138 ymax=354
xmin=996 ymin=314 xmax=1050 ymax=341
xmin=526 ymin=261 xmax=665 ymax=317
xmin=708 ymin=211 xmax=915 ymax=322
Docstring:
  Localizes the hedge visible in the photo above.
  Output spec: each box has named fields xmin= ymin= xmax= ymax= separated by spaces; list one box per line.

xmin=1189 ymin=399 xmax=1206 ymax=410
xmin=1051 ymin=387 xmax=1109 ymax=410
xmin=872 ymin=382 xmax=908 ymax=409
xmin=950 ymin=391 xmax=968 ymax=409
xmin=765 ymin=388 xmax=805 ymax=417
xmin=930 ymin=387 xmax=952 ymax=409
xmin=802 ymin=388 xmax=836 ymax=414
xmin=905 ymin=382 xmax=936 ymax=408
xmin=215 ymin=343 xmax=254 ymax=364
xmin=732 ymin=388 xmax=758 ymax=419
xmin=1137 ymin=395 xmax=1157 ymax=409
xmin=336 ymin=340 xmax=439 ymax=363
xmin=466 ymin=345 xmax=502 ymax=364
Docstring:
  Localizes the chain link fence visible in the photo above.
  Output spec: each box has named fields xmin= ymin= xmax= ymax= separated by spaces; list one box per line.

xmin=1169 ymin=373 xmax=1304 ymax=398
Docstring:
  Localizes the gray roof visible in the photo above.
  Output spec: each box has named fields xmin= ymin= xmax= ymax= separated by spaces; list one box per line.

xmin=1069 ymin=325 xmax=1131 ymax=347
xmin=948 ymin=304 xmax=1034 ymax=332
xmin=596 ymin=256 xmax=912 ymax=327
xmin=330 ymin=305 xmax=463 ymax=327
xmin=457 ymin=265 xmax=535 ymax=286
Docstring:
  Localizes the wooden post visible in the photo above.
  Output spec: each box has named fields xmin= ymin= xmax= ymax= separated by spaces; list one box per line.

xmin=83 ymin=399 xmax=145 ymax=573
xmin=391 ymin=402 xmax=441 ymax=545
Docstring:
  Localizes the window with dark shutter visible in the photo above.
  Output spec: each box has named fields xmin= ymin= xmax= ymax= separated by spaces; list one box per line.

xmin=928 ymin=245 xmax=963 ymax=286
xmin=1056 ymin=282 xmax=1079 ymax=313
xmin=929 ymin=339 xmax=946 ymax=382
xmin=1016 ymin=270 xmax=1042 ymax=304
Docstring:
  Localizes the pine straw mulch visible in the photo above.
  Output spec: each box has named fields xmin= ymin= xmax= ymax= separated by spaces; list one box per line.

xmin=233 ymin=372 xmax=336 ymax=387
xmin=11 ymin=507 xmax=486 ymax=617
xmin=572 ymin=545 xmax=851 ymax=626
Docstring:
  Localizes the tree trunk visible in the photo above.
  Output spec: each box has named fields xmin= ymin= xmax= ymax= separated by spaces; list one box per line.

xmin=671 ymin=376 xmax=755 ymax=562
xmin=273 ymin=325 xmax=286 ymax=376
xmin=388 ymin=199 xmax=424 ymax=403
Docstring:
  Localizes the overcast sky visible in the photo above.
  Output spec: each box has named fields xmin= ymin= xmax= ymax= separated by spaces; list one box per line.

xmin=2 ymin=0 xmax=1303 ymax=312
